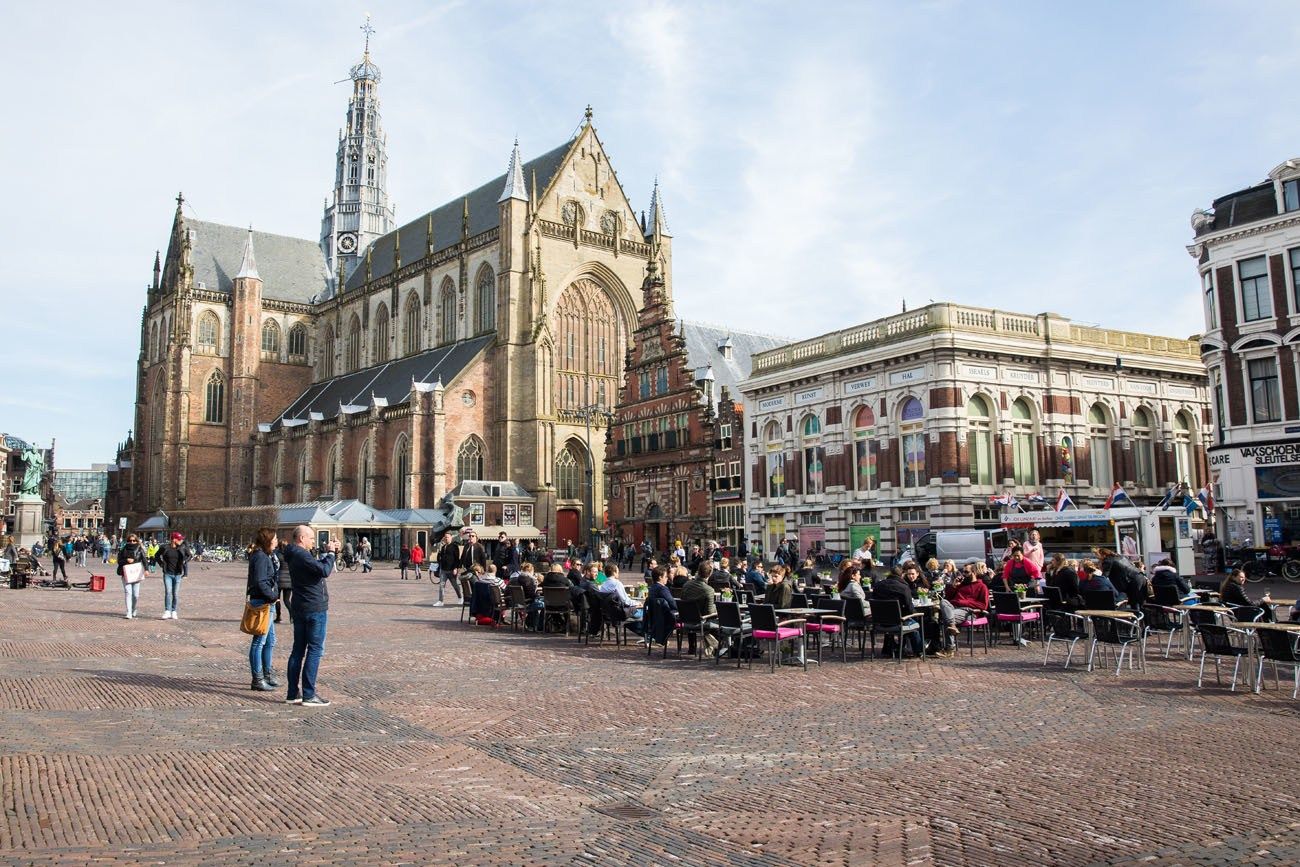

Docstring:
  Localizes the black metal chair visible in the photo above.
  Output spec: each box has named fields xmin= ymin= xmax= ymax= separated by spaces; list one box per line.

xmin=505 ymin=584 xmax=529 ymax=631
xmin=992 ymin=591 xmax=1043 ymax=646
xmin=842 ymin=597 xmax=871 ymax=660
xmin=1043 ymin=610 xmax=1089 ymax=669
xmin=541 ymin=586 xmax=573 ymax=635
xmin=1042 ymin=585 xmax=1067 ymax=612
xmin=1153 ymin=583 xmax=1188 ymax=607
xmin=1083 ymin=590 xmax=1117 ymax=611
xmin=1086 ymin=613 xmax=1146 ymax=675
xmin=806 ymin=597 xmax=846 ymax=663
xmin=1254 ymin=629 xmax=1300 ymax=698
xmin=675 ymin=598 xmax=712 ymax=660
xmin=1141 ymin=603 xmax=1185 ymax=659
xmin=1195 ymin=622 xmax=1249 ymax=691
xmin=595 ymin=595 xmax=634 ymax=646
xmin=747 ymin=603 xmax=806 ymax=672
xmin=868 ymin=599 xmax=921 ymax=662
xmin=1229 ymin=605 xmax=1265 ymax=624
xmin=790 ymin=592 xmax=808 ymax=609
xmin=714 ymin=601 xmax=752 ymax=668
xmin=458 ymin=576 xmax=474 ymax=623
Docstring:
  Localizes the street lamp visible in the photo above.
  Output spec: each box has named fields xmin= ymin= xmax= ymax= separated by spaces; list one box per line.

xmin=575 ymin=402 xmax=613 ymax=561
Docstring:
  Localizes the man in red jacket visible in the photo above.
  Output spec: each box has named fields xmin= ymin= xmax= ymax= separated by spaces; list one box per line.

xmin=943 ymin=569 xmax=991 ymax=653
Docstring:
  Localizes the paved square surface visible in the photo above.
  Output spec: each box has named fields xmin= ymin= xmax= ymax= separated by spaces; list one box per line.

xmin=2 ymin=562 xmax=1298 ymax=865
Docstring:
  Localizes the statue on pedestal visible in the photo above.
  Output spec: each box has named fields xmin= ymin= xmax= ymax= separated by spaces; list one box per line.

xmin=18 ymin=445 xmax=45 ymax=498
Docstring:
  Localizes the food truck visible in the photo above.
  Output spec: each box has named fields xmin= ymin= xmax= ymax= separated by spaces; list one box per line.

xmin=1001 ymin=506 xmax=1203 ymax=575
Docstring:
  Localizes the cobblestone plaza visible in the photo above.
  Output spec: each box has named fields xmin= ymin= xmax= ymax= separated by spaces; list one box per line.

xmin=2 ymin=564 xmax=1298 ymax=866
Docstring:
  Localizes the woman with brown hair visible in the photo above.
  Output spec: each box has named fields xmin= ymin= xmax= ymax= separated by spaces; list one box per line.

xmin=246 ymin=527 xmax=281 ymax=692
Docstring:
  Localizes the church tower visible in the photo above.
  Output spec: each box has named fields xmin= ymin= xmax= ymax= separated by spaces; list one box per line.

xmin=320 ymin=16 xmax=395 ymax=289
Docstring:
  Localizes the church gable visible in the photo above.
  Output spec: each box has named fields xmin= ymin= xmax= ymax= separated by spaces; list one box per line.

xmin=536 ymin=125 xmax=644 ymax=244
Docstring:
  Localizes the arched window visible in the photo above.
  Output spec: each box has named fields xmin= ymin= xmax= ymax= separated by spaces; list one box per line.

xmin=765 ymin=420 xmax=785 ymax=498
xmin=148 ymin=322 xmax=158 ymax=362
xmin=457 ymin=435 xmax=484 ymax=483
xmin=801 ymin=413 xmax=824 ymax=495
xmin=393 ymin=436 xmax=410 ymax=509
xmin=261 ymin=319 xmax=281 ymax=355
xmin=554 ymin=279 xmax=621 ymax=413
xmin=900 ymin=398 xmax=925 ymax=489
xmin=967 ymin=395 xmax=994 ymax=486
xmin=288 ymin=324 xmax=307 ymax=358
xmin=852 ymin=406 xmax=877 ymax=492
xmin=358 ymin=440 xmax=371 ymax=501
xmin=272 ymin=453 xmax=284 ymax=505
xmin=439 ymin=278 xmax=456 ymax=345
xmin=321 ymin=325 xmax=336 ymax=379
xmin=373 ymin=303 xmax=390 ymax=364
xmin=476 ymin=265 xmax=495 ymax=333
xmin=1173 ymin=411 xmax=1195 ymax=486
xmin=196 ymin=311 xmax=219 ymax=352
xmin=326 ymin=444 xmax=339 ymax=496
xmin=1132 ymin=407 xmax=1155 ymax=488
xmin=403 ymin=292 xmax=421 ymax=356
xmin=204 ymin=371 xmax=225 ymax=424
xmin=1060 ymin=435 xmax=1075 ymax=486
xmin=1011 ymin=398 xmax=1036 ymax=487
xmin=555 ymin=441 xmax=584 ymax=500
xmin=345 ymin=313 xmax=362 ymax=372
xmin=1088 ymin=404 xmax=1113 ymax=489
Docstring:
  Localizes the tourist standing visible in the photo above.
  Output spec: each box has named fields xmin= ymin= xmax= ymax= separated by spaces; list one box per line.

xmin=154 ymin=533 xmax=187 ymax=619
xmin=50 ymin=541 xmax=69 ymax=582
xmin=358 ymin=536 xmax=372 ymax=573
xmin=246 ymin=528 xmax=281 ymax=692
xmin=411 ymin=541 xmax=425 ymax=580
xmin=284 ymin=524 xmax=337 ymax=707
xmin=117 ymin=534 xmax=146 ymax=618
xmin=434 ymin=531 xmax=462 ymax=606
xmin=274 ymin=538 xmax=292 ymax=623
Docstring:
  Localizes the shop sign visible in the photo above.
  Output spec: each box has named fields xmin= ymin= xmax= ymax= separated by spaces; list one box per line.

xmin=793 ymin=386 xmax=825 ymax=405
xmin=757 ymin=396 xmax=787 ymax=411
xmin=1079 ymin=375 xmax=1115 ymax=390
xmin=844 ymin=377 xmax=876 ymax=394
xmin=1005 ymin=369 xmax=1039 ymax=384
xmin=1127 ymin=381 xmax=1157 ymax=395
xmin=961 ymin=364 xmax=996 ymax=380
xmin=1212 ymin=442 xmax=1300 ymax=467
xmin=889 ymin=366 xmax=926 ymax=386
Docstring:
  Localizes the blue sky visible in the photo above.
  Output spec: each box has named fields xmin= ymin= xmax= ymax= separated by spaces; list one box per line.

xmin=2 ymin=1 xmax=1297 ymax=467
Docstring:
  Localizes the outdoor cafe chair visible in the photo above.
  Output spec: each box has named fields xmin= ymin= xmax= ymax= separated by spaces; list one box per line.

xmin=805 ymin=597 xmax=846 ymax=663
xmin=958 ymin=607 xmax=992 ymax=657
xmin=1141 ymin=603 xmax=1186 ymax=659
xmin=595 ymin=595 xmax=634 ymax=646
xmin=1254 ymin=629 xmax=1300 ymax=699
xmin=458 ymin=576 xmax=474 ymax=622
xmin=993 ymin=591 xmax=1043 ymax=646
xmin=506 ymin=584 xmax=529 ymax=632
xmin=842 ymin=597 xmax=871 ymax=660
xmin=747 ymin=603 xmax=806 ymax=672
xmin=1195 ymin=622 xmax=1250 ymax=692
xmin=1153 ymin=583 xmax=1190 ymax=607
xmin=1086 ymin=612 xmax=1147 ymax=676
xmin=541 ymin=586 xmax=574 ymax=636
xmin=1043 ymin=610 xmax=1089 ymax=669
xmin=1083 ymin=590 xmax=1118 ymax=612
xmin=1229 ymin=605 xmax=1265 ymax=624
xmin=791 ymin=592 xmax=808 ymax=609
xmin=675 ymin=598 xmax=713 ymax=661
xmin=714 ymin=601 xmax=752 ymax=668
xmin=1042 ymin=585 xmax=1068 ymax=612
xmin=868 ymin=598 xmax=922 ymax=663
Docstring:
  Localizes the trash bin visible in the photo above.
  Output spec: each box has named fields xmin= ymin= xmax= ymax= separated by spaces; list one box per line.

xmin=9 ymin=572 xmax=27 ymax=590
xmin=89 ymin=574 xmax=106 ymax=592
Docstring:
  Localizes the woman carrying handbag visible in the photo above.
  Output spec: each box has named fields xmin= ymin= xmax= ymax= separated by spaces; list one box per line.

xmin=246 ymin=528 xmax=281 ymax=692
xmin=117 ymin=534 xmax=147 ymax=618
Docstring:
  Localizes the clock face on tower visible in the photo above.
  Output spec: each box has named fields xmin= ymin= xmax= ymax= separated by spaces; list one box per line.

xmin=337 ymin=233 xmax=357 ymax=254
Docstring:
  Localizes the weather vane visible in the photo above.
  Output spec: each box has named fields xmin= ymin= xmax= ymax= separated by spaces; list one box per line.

xmin=361 ymin=14 xmax=375 ymax=55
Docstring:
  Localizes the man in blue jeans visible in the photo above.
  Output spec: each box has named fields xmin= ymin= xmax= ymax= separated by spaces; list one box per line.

xmin=284 ymin=525 xmax=338 ymax=707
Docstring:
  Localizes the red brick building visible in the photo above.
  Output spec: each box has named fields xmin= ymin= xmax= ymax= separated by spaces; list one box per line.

xmin=605 ymin=262 xmax=784 ymax=553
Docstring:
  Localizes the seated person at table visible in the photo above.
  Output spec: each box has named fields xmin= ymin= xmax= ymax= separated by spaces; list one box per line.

xmin=668 ymin=556 xmax=691 ymax=590
xmin=541 ymin=563 xmax=573 ymax=590
xmin=837 ymin=563 xmax=867 ymax=603
xmin=1219 ymin=569 xmax=1275 ymax=621
xmin=744 ymin=560 xmax=768 ymax=595
xmin=513 ymin=562 xmax=539 ymax=601
xmin=1045 ymin=554 xmax=1083 ymax=608
xmin=796 ymin=558 xmax=819 ymax=585
xmin=900 ymin=563 xmax=930 ymax=598
xmin=764 ymin=565 xmax=794 ymax=610
xmin=1078 ymin=559 xmax=1124 ymax=604
xmin=945 ymin=567 xmax=990 ymax=624
xmin=596 ymin=561 xmax=639 ymax=619
xmin=645 ymin=566 xmax=677 ymax=646
xmin=1150 ymin=558 xmax=1195 ymax=602
xmin=681 ymin=563 xmax=721 ymax=655
xmin=475 ymin=564 xmax=504 ymax=590
xmin=872 ymin=566 xmax=923 ymax=657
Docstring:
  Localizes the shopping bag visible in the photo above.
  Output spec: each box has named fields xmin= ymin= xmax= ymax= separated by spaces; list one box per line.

xmin=121 ymin=562 xmax=145 ymax=585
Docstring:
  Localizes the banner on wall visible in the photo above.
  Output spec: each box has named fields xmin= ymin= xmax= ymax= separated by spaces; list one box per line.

xmin=849 ymin=523 xmax=881 ymax=554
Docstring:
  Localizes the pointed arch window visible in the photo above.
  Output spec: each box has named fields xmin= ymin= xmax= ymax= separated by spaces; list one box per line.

xmin=801 ymin=413 xmax=824 ymax=495
xmin=476 ymin=265 xmax=496 ymax=333
xmin=555 ymin=441 xmax=584 ymax=500
xmin=765 ymin=420 xmax=785 ymax=498
xmin=358 ymin=440 xmax=371 ymax=501
xmin=439 ymin=279 xmax=456 ymax=345
xmin=326 ymin=445 xmax=339 ymax=496
xmin=967 ymin=396 xmax=994 ymax=487
xmin=1132 ymin=407 xmax=1155 ymax=488
xmin=196 ymin=312 xmax=219 ymax=353
xmin=852 ymin=406 xmax=877 ymax=492
xmin=394 ymin=437 xmax=411 ymax=509
xmin=204 ymin=370 xmax=225 ymax=424
xmin=403 ymin=292 xmax=421 ymax=356
xmin=900 ymin=398 xmax=926 ymax=489
xmin=346 ymin=314 xmax=362 ymax=372
xmin=261 ymin=319 xmax=281 ymax=355
xmin=1011 ymin=398 xmax=1036 ymax=487
xmin=554 ymin=279 xmax=620 ymax=413
xmin=373 ymin=303 xmax=390 ymax=364
xmin=149 ymin=323 xmax=159 ymax=363
xmin=322 ymin=325 xmax=336 ymax=379
xmin=456 ymin=436 xmax=484 ymax=483
xmin=1088 ymin=404 xmax=1113 ymax=489
xmin=288 ymin=324 xmax=307 ymax=358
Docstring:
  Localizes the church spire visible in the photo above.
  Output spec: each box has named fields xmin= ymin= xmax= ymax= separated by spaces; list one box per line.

xmin=645 ymin=178 xmax=670 ymax=240
xmin=320 ymin=16 xmax=395 ymax=283
xmin=498 ymin=139 xmax=527 ymax=203
xmin=235 ymin=229 xmax=259 ymax=280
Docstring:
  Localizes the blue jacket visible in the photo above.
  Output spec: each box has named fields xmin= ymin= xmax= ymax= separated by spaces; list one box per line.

xmin=1080 ymin=572 xmax=1124 ymax=604
xmin=246 ymin=549 xmax=279 ymax=605
xmin=285 ymin=543 xmax=335 ymax=615
xmin=744 ymin=568 xmax=768 ymax=592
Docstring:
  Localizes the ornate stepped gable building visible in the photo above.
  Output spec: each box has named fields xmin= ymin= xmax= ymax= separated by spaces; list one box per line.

xmin=605 ymin=263 xmax=786 ymax=553
xmin=740 ymin=303 xmax=1212 ymax=557
xmin=122 ymin=34 xmax=670 ymax=546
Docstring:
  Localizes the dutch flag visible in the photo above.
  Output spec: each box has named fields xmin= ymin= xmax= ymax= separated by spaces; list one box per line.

xmin=1103 ymin=483 xmax=1132 ymax=509
xmin=1196 ymin=485 xmax=1215 ymax=515
xmin=1055 ymin=489 xmax=1075 ymax=511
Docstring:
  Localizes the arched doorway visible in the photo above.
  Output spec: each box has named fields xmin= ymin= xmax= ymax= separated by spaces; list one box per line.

xmin=645 ymin=503 xmax=664 ymax=554
xmin=556 ymin=509 xmax=580 ymax=550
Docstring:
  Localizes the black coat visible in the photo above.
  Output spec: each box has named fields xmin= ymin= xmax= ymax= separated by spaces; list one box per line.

xmin=246 ymin=549 xmax=280 ymax=605
xmin=871 ymin=576 xmax=915 ymax=616
xmin=461 ymin=542 xmax=488 ymax=571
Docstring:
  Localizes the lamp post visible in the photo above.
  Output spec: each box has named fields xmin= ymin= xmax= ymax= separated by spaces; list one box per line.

xmin=576 ymin=402 xmax=612 ymax=561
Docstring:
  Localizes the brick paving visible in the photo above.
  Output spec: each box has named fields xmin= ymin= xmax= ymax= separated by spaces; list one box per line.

xmin=2 ymin=561 xmax=1298 ymax=866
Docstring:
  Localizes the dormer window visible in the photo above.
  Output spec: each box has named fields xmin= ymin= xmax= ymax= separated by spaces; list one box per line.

xmin=1285 ymin=179 xmax=1300 ymax=213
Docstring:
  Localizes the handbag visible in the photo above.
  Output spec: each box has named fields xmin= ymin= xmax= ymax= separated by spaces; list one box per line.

xmin=121 ymin=562 xmax=145 ymax=585
xmin=240 ymin=601 xmax=271 ymax=636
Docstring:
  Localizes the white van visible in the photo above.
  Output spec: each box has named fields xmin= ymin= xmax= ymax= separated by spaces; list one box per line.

xmin=895 ymin=529 xmax=1010 ymax=569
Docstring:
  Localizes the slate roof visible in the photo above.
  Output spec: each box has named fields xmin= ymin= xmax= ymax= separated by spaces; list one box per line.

xmin=270 ymin=335 xmax=492 ymax=425
xmin=679 ymin=322 xmax=789 ymax=398
xmin=1196 ymin=181 xmax=1279 ymax=237
xmin=345 ymin=139 xmax=574 ymax=291
xmin=449 ymin=481 xmax=533 ymax=499
xmin=275 ymin=500 xmax=403 ymax=527
xmin=187 ymin=220 xmax=330 ymax=303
